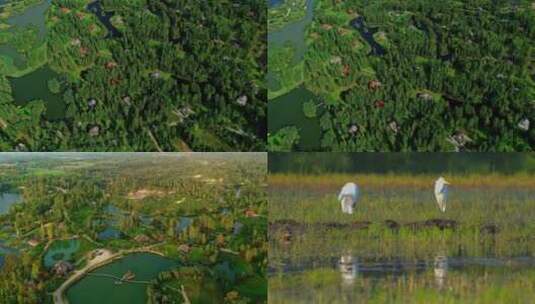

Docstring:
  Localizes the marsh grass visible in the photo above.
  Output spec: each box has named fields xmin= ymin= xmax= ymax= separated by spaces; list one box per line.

xmin=270 ymin=183 xmax=535 ymax=258
xmin=269 ymin=174 xmax=535 ymax=228
xmin=269 ymin=173 xmax=535 ymax=302
xmin=270 ymin=224 xmax=535 ymax=265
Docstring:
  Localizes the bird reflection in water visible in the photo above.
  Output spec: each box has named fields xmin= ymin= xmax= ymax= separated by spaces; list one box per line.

xmin=434 ymin=255 xmax=448 ymax=290
xmin=339 ymin=255 xmax=358 ymax=285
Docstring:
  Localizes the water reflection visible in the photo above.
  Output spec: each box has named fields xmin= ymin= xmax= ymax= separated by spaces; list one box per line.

xmin=234 ymin=184 xmax=242 ymax=199
xmin=338 ymin=255 xmax=358 ymax=285
xmin=434 ymin=255 xmax=448 ymax=290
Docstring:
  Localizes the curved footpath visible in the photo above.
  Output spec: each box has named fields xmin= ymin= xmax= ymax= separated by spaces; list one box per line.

xmin=52 ymin=244 xmax=165 ymax=304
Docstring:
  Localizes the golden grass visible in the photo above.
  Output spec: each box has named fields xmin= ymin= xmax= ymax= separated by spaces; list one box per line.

xmin=269 ymin=173 xmax=535 ymax=189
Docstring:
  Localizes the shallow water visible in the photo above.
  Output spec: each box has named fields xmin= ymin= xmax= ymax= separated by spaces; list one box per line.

xmin=272 ymin=254 xmax=535 ymax=276
xmin=268 ymin=0 xmax=314 ymax=63
xmin=0 ymin=44 xmax=26 ymax=69
xmin=66 ymin=253 xmax=179 ymax=304
xmin=43 ymin=239 xmax=80 ymax=268
xmin=87 ymin=1 xmax=121 ymax=38
xmin=176 ymin=216 xmax=193 ymax=233
xmin=0 ymin=241 xmax=18 ymax=267
xmin=98 ymin=227 xmax=122 ymax=240
xmin=9 ymin=65 xmax=65 ymax=120
xmin=0 ymin=0 xmax=51 ymax=65
xmin=350 ymin=16 xmax=386 ymax=56
xmin=268 ymin=0 xmax=284 ymax=8
xmin=1 ymin=1 xmax=65 ymax=119
xmin=268 ymin=0 xmax=322 ymax=149
xmin=268 ymin=86 xmax=321 ymax=150
xmin=0 ymin=191 xmax=21 ymax=214
xmin=270 ymin=255 xmax=535 ymax=303
xmin=270 ymin=184 xmax=535 ymax=301
xmin=7 ymin=0 xmax=50 ymax=39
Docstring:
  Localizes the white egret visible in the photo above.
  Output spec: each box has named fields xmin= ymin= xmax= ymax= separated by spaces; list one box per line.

xmin=338 ymin=182 xmax=359 ymax=214
xmin=434 ymin=177 xmax=450 ymax=212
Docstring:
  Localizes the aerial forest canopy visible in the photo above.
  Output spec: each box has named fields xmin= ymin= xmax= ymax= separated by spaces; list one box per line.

xmin=0 ymin=0 xmax=267 ymax=151
xmin=268 ymin=0 xmax=535 ymax=151
xmin=0 ymin=153 xmax=267 ymax=302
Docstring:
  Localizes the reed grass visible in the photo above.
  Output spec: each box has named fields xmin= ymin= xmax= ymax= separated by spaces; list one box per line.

xmin=269 ymin=173 xmax=535 ymax=302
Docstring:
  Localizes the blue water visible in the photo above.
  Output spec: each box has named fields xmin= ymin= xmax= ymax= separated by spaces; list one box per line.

xmin=269 ymin=0 xmax=284 ymax=8
xmin=98 ymin=227 xmax=122 ymax=240
xmin=176 ymin=216 xmax=193 ymax=233
xmin=43 ymin=239 xmax=80 ymax=268
xmin=0 ymin=192 xmax=22 ymax=214
xmin=0 ymin=241 xmax=18 ymax=268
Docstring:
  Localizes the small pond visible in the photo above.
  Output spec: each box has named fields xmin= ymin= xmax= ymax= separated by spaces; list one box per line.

xmin=9 ymin=65 xmax=65 ymax=120
xmin=268 ymin=86 xmax=322 ymax=150
xmin=87 ymin=1 xmax=121 ymax=38
xmin=350 ymin=16 xmax=386 ymax=56
xmin=268 ymin=0 xmax=284 ymax=8
xmin=176 ymin=216 xmax=193 ymax=233
xmin=98 ymin=227 xmax=122 ymax=241
xmin=0 ymin=191 xmax=22 ymax=214
xmin=0 ymin=241 xmax=18 ymax=268
xmin=0 ymin=0 xmax=51 ymax=66
xmin=66 ymin=253 xmax=179 ymax=304
xmin=43 ymin=239 xmax=80 ymax=268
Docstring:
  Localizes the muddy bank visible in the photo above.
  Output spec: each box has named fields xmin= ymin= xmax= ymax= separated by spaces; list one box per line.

xmin=270 ymin=219 xmax=501 ymax=242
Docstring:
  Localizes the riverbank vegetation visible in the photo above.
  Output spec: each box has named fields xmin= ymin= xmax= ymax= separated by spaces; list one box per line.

xmin=0 ymin=153 xmax=267 ymax=303
xmin=1 ymin=0 xmax=267 ymax=151
xmin=269 ymin=0 xmax=535 ymax=151
xmin=268 ymin=0 xmax=307 ymax=32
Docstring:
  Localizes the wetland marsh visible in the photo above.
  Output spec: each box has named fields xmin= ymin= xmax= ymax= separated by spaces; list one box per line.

xmin=269 ymin=153 xmax=535 ymax=303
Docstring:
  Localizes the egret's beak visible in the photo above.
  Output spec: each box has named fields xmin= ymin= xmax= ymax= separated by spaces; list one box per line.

xmin=444 ymin=180 xmax=450 ymax=185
